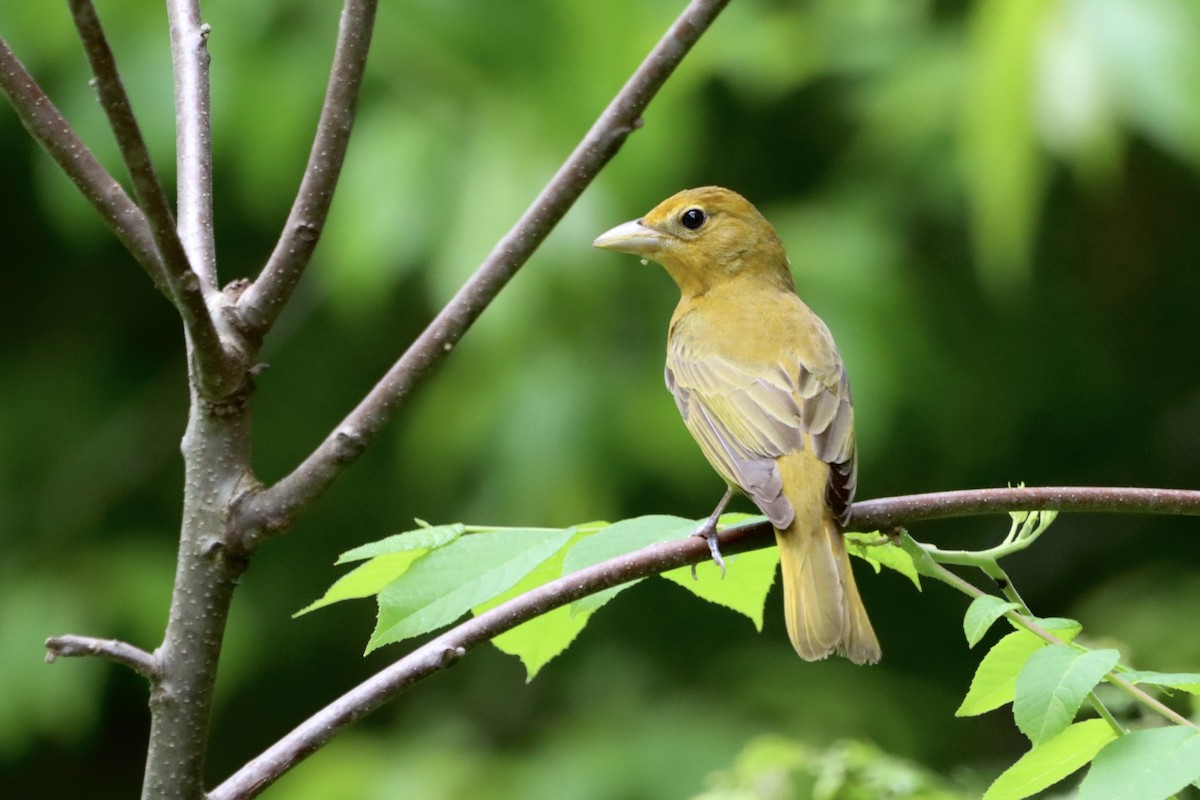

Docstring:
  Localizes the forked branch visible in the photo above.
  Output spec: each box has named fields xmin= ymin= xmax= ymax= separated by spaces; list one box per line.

xmin=66 ymin=0 xmax=227 ymax=386
xmin=234 ymin=0 xmax=735 ymax=547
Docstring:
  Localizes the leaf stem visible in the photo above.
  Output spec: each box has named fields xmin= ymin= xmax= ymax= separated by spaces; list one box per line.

xmin=899 ymin=533 xmax=1199 ymax=732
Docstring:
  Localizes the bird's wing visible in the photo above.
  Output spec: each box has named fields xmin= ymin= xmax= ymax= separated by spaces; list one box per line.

xmin=666 ymin=344 xmax=857 ymax=528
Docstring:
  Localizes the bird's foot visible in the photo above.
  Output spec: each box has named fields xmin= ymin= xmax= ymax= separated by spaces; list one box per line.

xmin=689 ymin=516 xmax=726 ymax=580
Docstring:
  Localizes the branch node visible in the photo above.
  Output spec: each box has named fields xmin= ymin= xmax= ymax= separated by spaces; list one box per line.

xmin=294 ymin=221 xmax=321 ymax=243
xmin=333 ymin=428 xmax=368 ymax=464
xmin=440 ymin=646 xmax=466 ymax=668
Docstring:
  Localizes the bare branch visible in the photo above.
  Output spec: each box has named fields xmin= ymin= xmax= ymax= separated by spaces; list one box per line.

xmin=236 ymin=0 xmax=379 ymax=337
xmin=0 ymin=35 xmax=166 ymax=290
xmin=212 ymin=483 xmax=1200 ymax=799
xmin=45 ymin=634 xmax=158 ymax=680
xmin=846 ymin=485 xmax=1200 ymax=532
xmin=66 ymin=0 xmax=229 ymax=390
xmin=234 ymin=0 xmax=734 ymax=546
xmin=167 ymin=0 xmax=217 ymax=285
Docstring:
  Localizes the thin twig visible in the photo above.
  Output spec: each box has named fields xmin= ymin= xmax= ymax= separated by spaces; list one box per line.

xmin=166 ymin=0 xmax=217 ymax=286
xmin=233 ymin=0 xmax=734 ymax=547
xmin=45 ymin=634 xmax=158 ymax=680
xmin=213 ymin=484 xmax=1200 ymax=798
xmin=67 ymin=0 xmax=228 ymax=390
xmin=909 ymin=539 xmax=1198 ymax=730
xmin=0 ymin=35 xmax=166 ymax=291
xmin=236 ymin=0 xmax=379 ymax=338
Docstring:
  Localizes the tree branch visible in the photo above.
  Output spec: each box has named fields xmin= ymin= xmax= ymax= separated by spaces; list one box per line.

xmin=233 ymin=0 xmax=734 ymax=547
xmin=845 ymin=485 xmax=1200 ymax=532
xmin=45 ymin=634 xmax=158 ymax=681
xmin=167 ymin=0 xmax=217 ymax=286
xmin=235 ymin=0 xmax=379 ymax=338
xmin=211 ymin=484 xmax=1200 ymax=799
xmin=211 ymin=528 xmax=721 ymax=800
xmin=0 ymin=35 xmax=166 ymax=290
xmin=67 ymin=0 xmax=229 ymax=393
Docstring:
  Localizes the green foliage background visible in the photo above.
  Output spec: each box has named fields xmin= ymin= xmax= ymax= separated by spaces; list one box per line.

xmin=2 ymin=0 xmax=1199 ymax=797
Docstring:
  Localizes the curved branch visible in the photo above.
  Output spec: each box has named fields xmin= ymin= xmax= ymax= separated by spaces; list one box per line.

xmin=0 ymin=35 xmax=165 ymax=289
xmin=211 ymin=528 xmax=720 ymax=800
xmin=236 ymin=0 xmax=379 ymax=338
xmin=234 ymin=0 xmax=734 ymax=547
xmin=45 ymin=634 xmax=158 ymax=681
xmin=167 ymin=0 xmax=217 ymax=286
xmin=211 ymin=484 xmax=1200 ymax=799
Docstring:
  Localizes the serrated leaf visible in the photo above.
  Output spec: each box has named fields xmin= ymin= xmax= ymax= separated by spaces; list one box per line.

xmin=295 ymin=549 xmax=428 ymax=617
xmin=1014 ymin=646 xmax=1120 ymax=744
xmin=368 ymin=527 xmax=575 ymax=651
xmin=983 ymin=718 xmax=1118 ymax=800
xmin=337 ymin=524 xmax=466 ymax=564
xmin=1076 ymin=726 xmax=1200 ymax=800
xmin=474 ymin=530 xmax=591 ymax=681
xmin=845 ymin=532 xmax=921 ymax=590
xmin=1125 ymin=670 xmax=1200 ymax=696
xmin=958 ymin=619 xmax=1084 ymax=717
xmin=563 ymin=515 xmax=695 ymax=615
xmin=964 ymin=595 xmax=1020 ymax=648
xmin=958 ymin=630 xmax=1048 ymax=717
xmin=661 ymin=547 xmax=779 ymax=631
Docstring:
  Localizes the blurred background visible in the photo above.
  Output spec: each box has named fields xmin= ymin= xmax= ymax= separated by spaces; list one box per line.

xmin=2 ymin=0 xmax=1199 ymax=797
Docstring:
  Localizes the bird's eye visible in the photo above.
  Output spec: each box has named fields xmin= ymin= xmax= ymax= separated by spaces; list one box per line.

xmin=680 ymin=207 xmax=706 ymax=230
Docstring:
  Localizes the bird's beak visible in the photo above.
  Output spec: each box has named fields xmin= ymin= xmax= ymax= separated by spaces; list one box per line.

xmin=592 ymin=218 xmax=663 ymax=255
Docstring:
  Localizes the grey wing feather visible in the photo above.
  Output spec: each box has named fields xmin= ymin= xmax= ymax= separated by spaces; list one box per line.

xmin=666 ymin=343 xmax=856 ymax=529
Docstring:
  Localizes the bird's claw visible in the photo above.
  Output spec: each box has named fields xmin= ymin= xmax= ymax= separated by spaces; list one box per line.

xmin=690 ymin=520 xmax=726 ymax=580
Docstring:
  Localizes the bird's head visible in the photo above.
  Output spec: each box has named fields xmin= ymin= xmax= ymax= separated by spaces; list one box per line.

xmin=593 ymin=186 xmax=792 ymax=296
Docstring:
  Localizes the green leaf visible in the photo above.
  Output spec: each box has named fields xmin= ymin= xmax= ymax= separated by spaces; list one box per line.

xmin=474 ymin=531 xmax=591 ymax=681
xmin=1030 ymin=617 xmax=1083 ymax=641
xmin=563 ymin=515 xmax=695 ymax=615
xmin=661 ymin=547 xmax=779 ymax=631
xmin=1076 ymin=726 xmax=1200 ymax=800
xmin=958 ymin=619 xmax=1084 ymax=717
xmin=845 ymin=532 xmax=921 ymax=590
xmin=963 ymin=595 xmax=1020 ymax=648
xmin=295 ymin=549 xmax=428 ymax=617
xmin=982 ymin=718 xmax=1118 ymax=800
xmin=1125 ymin=670 xmax=1200 ymax=696
xmin=337 ymin=523 xmax=465 ymax=564
xmin=1013 ymin=645 xmax=1120 ymax=744
xmin=368 ymin=527 xmax=575 ymax=651
xmin=958 ymin=630 xmax=1048 ymax=717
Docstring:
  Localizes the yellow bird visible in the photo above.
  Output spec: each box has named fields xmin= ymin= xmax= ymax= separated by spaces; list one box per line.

xmin=593 ymin=186 xmax=880 ymax=664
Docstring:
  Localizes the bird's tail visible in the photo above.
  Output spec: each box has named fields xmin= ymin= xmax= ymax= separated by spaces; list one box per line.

xmin=775 ymin=509 xmax=880 ymax=664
